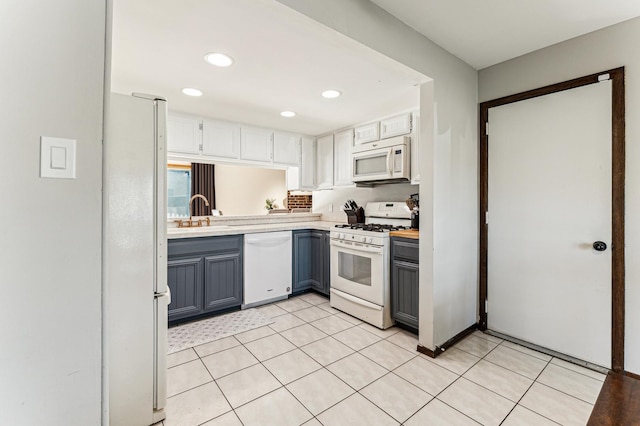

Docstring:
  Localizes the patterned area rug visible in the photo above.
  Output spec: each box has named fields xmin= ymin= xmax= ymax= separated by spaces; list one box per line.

xmin=168 ymin=308 xmax=273 ymax=354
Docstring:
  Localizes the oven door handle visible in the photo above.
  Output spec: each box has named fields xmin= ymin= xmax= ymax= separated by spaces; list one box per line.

xmin=330 ymin=239 xmax=384 ymax=254
xmin=331 ymin=288 xmax=382 ymax=311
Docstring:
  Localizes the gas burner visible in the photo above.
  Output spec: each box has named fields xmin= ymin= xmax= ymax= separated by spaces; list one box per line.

xmin=334 ymin=223 xmax=408 ymax=232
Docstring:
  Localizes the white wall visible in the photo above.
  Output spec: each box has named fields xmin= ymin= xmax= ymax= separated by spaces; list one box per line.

xmin=479 ymin=17 xmax=640 ymax=375
xmin=277 ymin=0 xmax=479 ymax=349
xmin=0 ymin=1 xmax=105 ymax=424
xmin=215 ymin=164 xmax=287 ymax=216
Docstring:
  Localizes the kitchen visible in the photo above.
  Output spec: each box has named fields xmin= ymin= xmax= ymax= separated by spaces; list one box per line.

xmin=4 ymin=0 xmax=640 ymax=425
xmin=104 ymin=0 xmax=467 ymax=423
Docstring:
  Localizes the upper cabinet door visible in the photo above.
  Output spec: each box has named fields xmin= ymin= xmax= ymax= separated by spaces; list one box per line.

xmin=380 ymin=113 xmax=412 ymax=139
xmin=240 ymin=126 xmax=273 ymax=162
xmin=273 ymin=132 xmax=301 ymax=166
xmin=316 ymin=134 xmax=334 ymax=190
xmin=354 ymin=122 xmax=380 ymax=146
xmin=167 ymin=115 xmax=201 ymax=154
xmin=333 ymin=129 xmax=353 ymax=187
xmin=300 ymin=136 xmax=316 ymax=190
xmin=202 ymin=119 xmax=239 ymax=159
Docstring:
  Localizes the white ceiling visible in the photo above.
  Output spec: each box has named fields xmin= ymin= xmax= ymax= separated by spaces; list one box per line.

xmin=371 ymin=0 xmax=640 ymax=69
xmin=110 ymin=0 xmax=429 ymax=136
xmin=111 ymin=0 xmax=640 ymax=136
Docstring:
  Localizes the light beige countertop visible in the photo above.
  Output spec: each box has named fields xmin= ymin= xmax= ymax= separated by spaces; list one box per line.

xmin=167 ymin=216 xmax=343 ymax=239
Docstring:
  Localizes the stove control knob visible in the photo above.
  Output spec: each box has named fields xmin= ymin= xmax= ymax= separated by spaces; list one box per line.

xmin=367 ymin=237 xmax=373 ymax=244
xmin=361 ymin=236 xmax=367 ymax=242
xmin=339 ymin=233 xmax=345 ymax=240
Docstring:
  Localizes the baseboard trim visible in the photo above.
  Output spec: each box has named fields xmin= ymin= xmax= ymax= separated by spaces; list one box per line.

xmin=625 ymin=370 xmax=640 ymax=380
xmin=416 ymin=344 xmax=437 ymax=358
xmin=416 ymin=323 xmax=478 ymax=358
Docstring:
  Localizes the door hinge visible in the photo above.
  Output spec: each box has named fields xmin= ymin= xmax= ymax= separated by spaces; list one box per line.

xmin=485 ymin=211 xmax=489 ymax=225
xmin=199 ymin=144 xmax=203 ymax=151
xmin=598 ymin=73 xmax=610 ymax=82
xmin=199 ymin=122 xmax=203 ymax=130
xmin=485 ymin=122 xmax=489 ymax=136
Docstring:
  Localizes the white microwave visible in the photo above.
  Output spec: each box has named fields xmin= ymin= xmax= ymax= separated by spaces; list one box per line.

xmin=352 ymin=136 xmax=410 ymax=184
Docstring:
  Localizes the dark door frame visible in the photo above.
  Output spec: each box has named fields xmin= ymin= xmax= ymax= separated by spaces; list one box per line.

xmin=478 ymin=68 xmax=626 ymax=372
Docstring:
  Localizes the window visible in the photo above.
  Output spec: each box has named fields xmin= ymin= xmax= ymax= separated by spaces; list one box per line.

xmin=167 ymin=165 xmax=191 ymax=218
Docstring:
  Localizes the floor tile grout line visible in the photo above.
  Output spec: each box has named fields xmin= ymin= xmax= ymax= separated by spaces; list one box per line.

xmin=533 ymin=380 xmax=599 ymax=407
xmin=477 ymin=341 xmax=554 ymax=382
xmin=547 ymin=359 xmax=608 ymax=383
xmin=421 ymin=342 xmax=507 ymax=426
xmin=500 ymin=341 xmax=555 ymax=362
xmin=496 ymin=354 xmax=562 ymax=425
xmin=356 ymin=370 xmax=435 ymax=424
xmin=417 ymin=347 xmax=484 ymax=376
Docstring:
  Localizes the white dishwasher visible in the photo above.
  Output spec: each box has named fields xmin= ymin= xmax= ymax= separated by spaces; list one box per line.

xmin=243 ymin=231 xmax=292 ymax=308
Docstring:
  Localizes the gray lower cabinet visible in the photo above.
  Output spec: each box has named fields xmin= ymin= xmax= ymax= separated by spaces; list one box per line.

xmin=292 ymin=229 xmax=330 ymax=295
xmin=168 ymin=235 xmax=243 ymax=323
xmin=391 ymin=237 xmax=419 ymax=329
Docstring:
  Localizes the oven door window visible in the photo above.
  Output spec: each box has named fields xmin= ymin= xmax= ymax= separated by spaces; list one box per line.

xmin=338 ymin=252 xmax=372 ymax=286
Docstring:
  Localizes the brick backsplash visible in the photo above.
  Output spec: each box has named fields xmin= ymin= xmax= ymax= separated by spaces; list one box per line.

xmin=286 ymin=191 xmax=312 ymax=209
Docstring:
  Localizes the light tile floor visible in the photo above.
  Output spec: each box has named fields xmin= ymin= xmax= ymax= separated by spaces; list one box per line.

xmin=157 ymin=293 xmax=605 ymax=426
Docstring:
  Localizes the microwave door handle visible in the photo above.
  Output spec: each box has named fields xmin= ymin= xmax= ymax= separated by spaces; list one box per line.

xmin=387 ymin=149 xmax=393 ymax=176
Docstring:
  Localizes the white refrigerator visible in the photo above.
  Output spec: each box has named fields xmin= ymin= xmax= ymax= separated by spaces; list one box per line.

xmin=104 ymin=93 xmax=169 ymax=425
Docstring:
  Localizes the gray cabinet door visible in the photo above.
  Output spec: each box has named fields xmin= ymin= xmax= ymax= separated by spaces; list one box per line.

xmin=391 ymin=237 xmax=419 ymax=329
xmin=391 ymin=260 xmax=419 ymax=328
xmin=203 ymin=252 xmax=243 ymax=312
xmin=168 ymin=256 xmax=204 ymax=321
xmin=293 ymin=230 xmax=324 ymax=293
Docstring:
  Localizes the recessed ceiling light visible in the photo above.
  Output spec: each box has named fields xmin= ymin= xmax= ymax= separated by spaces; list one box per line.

xmin=280 ymin=111 xmax=296 ymax=118
xmin=204 ymin=52 xmax=234 ymax=67
xmin=181 ymin=88 xmax=203 ymax=97
xmin=322 ymin=89 xmax=342 ymax=99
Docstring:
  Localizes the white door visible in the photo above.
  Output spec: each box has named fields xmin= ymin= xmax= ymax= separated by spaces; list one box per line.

xmin=487 ymin=81 xmax=612 ymax=367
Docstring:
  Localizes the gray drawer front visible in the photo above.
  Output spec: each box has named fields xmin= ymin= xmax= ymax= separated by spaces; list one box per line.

xmin=391 ymin=238 xmax=419 ymax=262
xmin=169 ymin=235 xmax=243 ymax=256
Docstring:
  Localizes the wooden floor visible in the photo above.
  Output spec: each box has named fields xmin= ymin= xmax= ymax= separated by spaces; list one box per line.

xmin=587 ymin=373 xmax=640 ymax=425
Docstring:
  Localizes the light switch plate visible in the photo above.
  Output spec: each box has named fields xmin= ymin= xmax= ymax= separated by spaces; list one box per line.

xmin=41 ymin=137 xmax=76 ymax=179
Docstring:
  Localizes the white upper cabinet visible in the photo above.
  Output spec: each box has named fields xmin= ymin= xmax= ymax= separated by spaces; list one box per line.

xmin=380 ymin=113 xmax=412 ymax=139
xmin=273 ymin=131 xmax=301 ymax=166
xmin=354 ymin=122 xmax=380 ymax=146
xmin=411 ymin=112 xmax=420 ymax=184
xmin=202 ymin=119 xmax=239 ymax=159
xmin=316 ymin=134 xmax=334 ymax=190
xmin=333 ymin=129 xmax=354 ymax=187
xmin=167 ymin=115 xmax=201 ymax=154
xmin=300 ymin=136 xmax=316 ymax=190
xmin=240 ymin=126 xmax=273 ymax=162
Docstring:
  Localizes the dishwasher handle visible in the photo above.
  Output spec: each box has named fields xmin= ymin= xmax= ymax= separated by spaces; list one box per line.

xmin=245 ymin=236 xmax=291 ymax=247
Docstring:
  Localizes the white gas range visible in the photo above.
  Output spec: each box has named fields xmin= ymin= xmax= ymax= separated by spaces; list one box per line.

xmin=329 ymin=202 xmax=412 ymax=329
